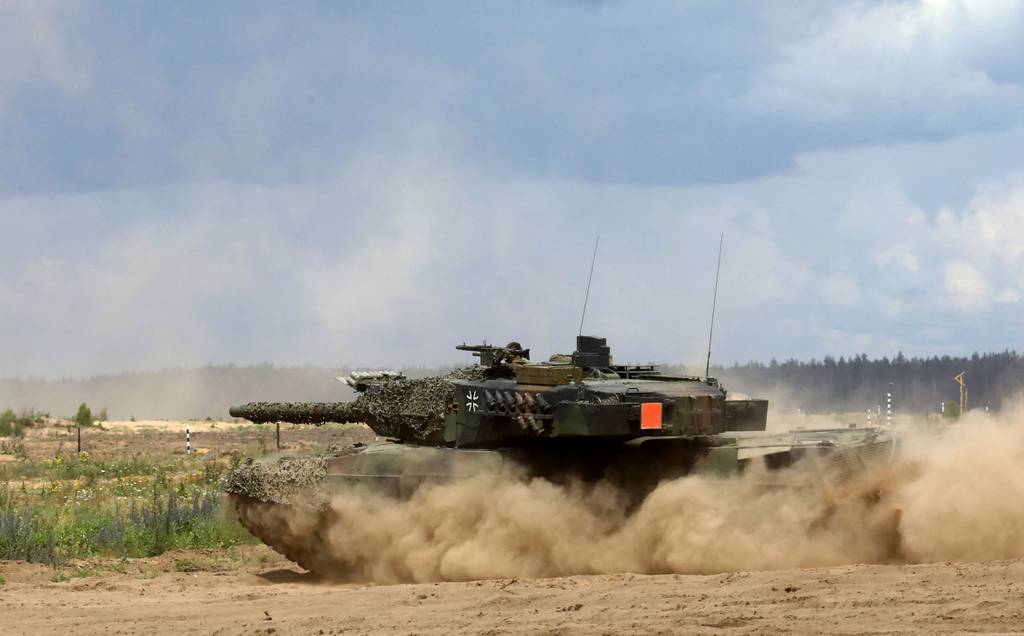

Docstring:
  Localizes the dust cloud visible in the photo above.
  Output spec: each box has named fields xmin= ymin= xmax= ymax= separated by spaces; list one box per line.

xmin=248 ymin=406 xmax=1024 ymax=584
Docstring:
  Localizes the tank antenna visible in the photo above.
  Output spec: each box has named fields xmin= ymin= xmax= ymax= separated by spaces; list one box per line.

xmin=578 ymin=235 xmax=600 ymax=337
xmin=704 ymin=233 xmax=724 ymax=380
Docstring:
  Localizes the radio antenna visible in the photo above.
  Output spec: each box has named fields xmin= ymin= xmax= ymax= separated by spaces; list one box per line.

xmin=578 ymin=235 xmax=600 ymax=337
xmin=704 ymin=233 xmax=723 ymax=380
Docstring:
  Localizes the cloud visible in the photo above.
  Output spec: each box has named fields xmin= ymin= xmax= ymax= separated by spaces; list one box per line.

xmin=1 ymin=125 xmax=1018 ymax=376
xmin=996 ymin=288 xmax=1021 ymax=304
xmin=741 ymin=1 xmax=1024 ymax=135
xmin=820 ymin=275 xmax=862 ymax=307
xmin=927 ymin=175 xmax=1024 ymax=310
xmin=0 ymin=2 xmax=89 ymax=111
xmin=7 ymin=120 xmax=1024 ymax=376
xmin=943 ymin=261 xmax=992 ymax=311
xmin=3 ymin=2 xmax=1024 ymax=377
xmin=945 ymin=178 xmax=1024 ymax=266
xmin=876 ymin=246 xmax=920 ymax=273
xmin=12 ymin=1 xmax=1024 ymax=195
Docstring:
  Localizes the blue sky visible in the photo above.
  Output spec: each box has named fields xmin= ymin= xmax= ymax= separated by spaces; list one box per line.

xmin=2 ymin=1 xmax=1024 ymax=377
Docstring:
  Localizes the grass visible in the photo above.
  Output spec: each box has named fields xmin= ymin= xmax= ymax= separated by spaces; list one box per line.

xmin=173 ymin=557 xmax=203 ymax=572
xmin=0 ymin=453 xmax=256 ymax=566
xmin=171 ymin=556 xmax=228 ymax=573
xmin=0 ymin=437 xmax=29 ymax=460
xmin=0 ymin=452 xmax=211 ymax=482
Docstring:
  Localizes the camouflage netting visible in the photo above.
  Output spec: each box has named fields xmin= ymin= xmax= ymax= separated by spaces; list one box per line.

xmin=444 ymin=366 xmax=490 ymax=381
xmin=230 ymin=401 xmax=370 ymax=425
xmin=357 ymin=366 xmax=488 ymax=441
xmin=229 ymin=366 xmax=491 ymax=443
xmin=223 ymin=455 xmax=329 ymax=505
xmin=224 ymin=367 xmax=491 ymax=504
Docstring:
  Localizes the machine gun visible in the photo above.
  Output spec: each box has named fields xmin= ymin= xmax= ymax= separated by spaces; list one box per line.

xmin=455 ymin=341 xmax=530 ymax=367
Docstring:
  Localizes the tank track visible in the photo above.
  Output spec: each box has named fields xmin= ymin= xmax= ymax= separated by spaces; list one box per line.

xmin=231 ymin=438 xmax=898 ymax=576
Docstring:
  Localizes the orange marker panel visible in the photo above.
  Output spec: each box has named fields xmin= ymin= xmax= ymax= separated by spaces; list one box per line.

xmin=640 ymin=402 xmax=663 ymax=430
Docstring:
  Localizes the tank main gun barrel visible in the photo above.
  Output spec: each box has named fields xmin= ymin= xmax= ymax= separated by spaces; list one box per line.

xmin=228 ymin=401 xmax=369 ymax=425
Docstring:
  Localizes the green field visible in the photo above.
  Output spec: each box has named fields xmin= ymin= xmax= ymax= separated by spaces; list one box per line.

xmin=0 ymin=451 xmax=256 ymax=566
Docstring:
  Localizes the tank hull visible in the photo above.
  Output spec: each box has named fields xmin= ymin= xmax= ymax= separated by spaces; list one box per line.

xmin=228 ymin=426 xmax=896 ymax=576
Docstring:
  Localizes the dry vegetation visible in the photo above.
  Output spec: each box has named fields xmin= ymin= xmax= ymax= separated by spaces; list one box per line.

xmin=0 ymin=417 xmax=372 ymax=569
xmin=2 ymin=412 xmax=1023 ymax=634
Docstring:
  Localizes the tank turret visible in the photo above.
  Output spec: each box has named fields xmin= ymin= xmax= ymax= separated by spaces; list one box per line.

xmin=227 ymin=336 xmax=767 ymax=447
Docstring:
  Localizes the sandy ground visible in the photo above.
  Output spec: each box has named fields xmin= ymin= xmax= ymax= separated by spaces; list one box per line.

xmin=1 ymin=550 xmax=1022 ymax=635
xmin=11 ymin=420 xmax=375 ymax=459
xmin=5 ymin=418 xmax=1024 ymax=634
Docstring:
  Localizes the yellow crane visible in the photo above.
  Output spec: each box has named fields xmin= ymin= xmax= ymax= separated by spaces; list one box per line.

xmin=954 ymin=371 xmax=967 ymax=416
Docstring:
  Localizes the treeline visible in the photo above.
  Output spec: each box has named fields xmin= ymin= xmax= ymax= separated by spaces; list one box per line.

xmin=0 ymin=363 xmax=461 ymax=421
xmin=710 ymin=351 xmax=1024 ymax=414
xmin=0 ymin=364 xmax=359 ymax=421
xmin=1 ymin=352 xmax=1022 ymax=420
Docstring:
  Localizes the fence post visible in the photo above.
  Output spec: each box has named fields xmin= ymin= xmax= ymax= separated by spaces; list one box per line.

xmin=77 ymin=424 xmax=81 ymax=453
xmin=886 ymin=384 xmax=892 ymax=427
xmin=276 ymin=422 xmax=281 ymax=450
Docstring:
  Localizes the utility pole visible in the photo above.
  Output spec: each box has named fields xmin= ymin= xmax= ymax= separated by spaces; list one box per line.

xmin=954 ymin=372 xmax=967 ymax=416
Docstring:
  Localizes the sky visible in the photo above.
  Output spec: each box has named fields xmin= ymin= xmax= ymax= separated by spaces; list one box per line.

xmin=2 ymin=0 xmax=1024 ymax=378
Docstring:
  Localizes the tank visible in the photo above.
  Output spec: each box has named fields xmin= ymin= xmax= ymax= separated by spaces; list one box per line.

xmin=224 ymin=336 xmax=895 ymax=574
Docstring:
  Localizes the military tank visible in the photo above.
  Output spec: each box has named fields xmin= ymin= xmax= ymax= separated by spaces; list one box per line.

xmin=224 ymin=336 xmax=895 ymax=574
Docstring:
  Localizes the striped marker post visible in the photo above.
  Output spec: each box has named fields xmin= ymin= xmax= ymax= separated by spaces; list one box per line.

xmin=186 ymin=427 xmax=191 ymax=454
xmin=886 ymin=386 xmax=892 ymax=427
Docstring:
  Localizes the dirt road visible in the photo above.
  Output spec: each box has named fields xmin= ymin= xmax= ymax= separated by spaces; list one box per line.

xmin=2 ymin=551 xmax=1022 ymax=634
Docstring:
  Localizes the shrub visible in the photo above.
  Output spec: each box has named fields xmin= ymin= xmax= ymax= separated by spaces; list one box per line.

xmin=942 ymin=400 xmax=960 ymax=419
xmin=0 ymin=438 xmax=28 ymax=460
xmin=2 ymin=409 xmax=48 ymax=438
xmin=0 ymin=409 xmax=41 ymax=438
xmin=0 ymin=409 xmax=19 ymax=437
xmin=74 ymin=404 xmax=95 ymax=429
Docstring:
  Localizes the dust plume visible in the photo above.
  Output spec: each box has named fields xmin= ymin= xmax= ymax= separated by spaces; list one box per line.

xmin=241 ymin=406 xmax=1024 ymax=583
